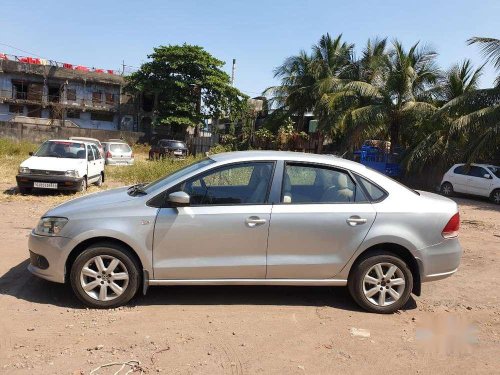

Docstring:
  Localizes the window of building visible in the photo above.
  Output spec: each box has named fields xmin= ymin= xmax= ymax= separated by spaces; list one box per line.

xmin=12 ymin=81 xmax=28 ymax=100
xmin=66 ymin=109 xmax=81 ymax=119
xmin=27 ymin=83 xmax=43 ymax=101
xmin=90 ymin=112 xmax=114 ymax=122
xmin=92 ymin=91 xmax=102 ymax=104
xmin=27 ymin=105 xmax=42 ymax=118
xmin=105 ymin=93 xmax=115 ymax=105
xmin=48 ymin=86 xmax=60 ymax=103
xmin=66 ymin=89 xmax=76 ymax=101
xmin=8 ymin=104 xmax=24 ymax=114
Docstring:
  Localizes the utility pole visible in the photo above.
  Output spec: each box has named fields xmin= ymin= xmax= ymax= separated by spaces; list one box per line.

xmin=231 ymin=59 xmax=236 ymax=86
xmin=122 ymin=60 xmax=125 ymax=75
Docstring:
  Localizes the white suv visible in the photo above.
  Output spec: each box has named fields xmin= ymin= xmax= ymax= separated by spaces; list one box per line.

xmin=17 ymin=139 xmax=105 ymax=194
xmin=440 ymin=163 xmax=500 ymax=204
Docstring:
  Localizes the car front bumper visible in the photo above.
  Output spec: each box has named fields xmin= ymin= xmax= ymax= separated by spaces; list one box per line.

xmin=27 ymin=231 xmax=74 ymax=283
xmin=417 ymin=237 xmax=462 ymax=282
xmin=16 ymin=174 xmax=84 ymax=191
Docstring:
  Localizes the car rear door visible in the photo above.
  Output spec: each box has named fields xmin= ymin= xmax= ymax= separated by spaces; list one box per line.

xmin=153 ymin=161 xmax=275 ymax=279
xmin=86 ymin=145 xmax=100 ymax=181
xmin=266 ymin=162 xmax=376 ymax=279
xmin=448 ymin=165 xmax=468 ymax=193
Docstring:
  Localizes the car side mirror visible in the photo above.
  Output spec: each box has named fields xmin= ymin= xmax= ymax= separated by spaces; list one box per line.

xmin=484 ymin=174 xmax=491 ymax=179
xmin=168 ymin=191 xmax=190 ymax=206
xmin=29 ymin=152 xmax=33 ymax=156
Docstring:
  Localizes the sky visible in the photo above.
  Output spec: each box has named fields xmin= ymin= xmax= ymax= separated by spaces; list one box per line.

xmin=1 ymin=0 xmax=498 ymax=97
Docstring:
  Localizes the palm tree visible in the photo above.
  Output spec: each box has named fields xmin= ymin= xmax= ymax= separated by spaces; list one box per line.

xmin=467 ymin=37 xmax=500 ymax=85
xmin=318 ymin=40 xmax=440 ymax=150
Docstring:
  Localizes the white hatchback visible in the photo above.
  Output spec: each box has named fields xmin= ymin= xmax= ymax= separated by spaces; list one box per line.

xmin=440 ymin=163 xmax=500 ymax=204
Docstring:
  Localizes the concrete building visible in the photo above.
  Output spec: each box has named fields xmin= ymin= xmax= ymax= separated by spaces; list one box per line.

xmin=0 ymin=55 xmax=137 ymax=131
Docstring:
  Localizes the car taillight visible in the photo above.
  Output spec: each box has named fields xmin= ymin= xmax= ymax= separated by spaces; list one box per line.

xmin=106 ymin=151 xmax=112 ymax=158
xmin=442 ymin=212 xmax=460 ymax=238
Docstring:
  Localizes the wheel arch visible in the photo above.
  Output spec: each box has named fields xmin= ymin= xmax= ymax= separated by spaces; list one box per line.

xmin=65 ymin=236 xmax=144 ymax=283
xmin=349 ymin=243 xmax=421 ymax=296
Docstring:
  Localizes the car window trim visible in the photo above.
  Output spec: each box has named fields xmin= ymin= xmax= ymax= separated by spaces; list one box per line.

xmin=150 ymin=160 xmax=277 ymax=208
xmin=352 ymin=173 xmax=389 ymax=203
xmin=276 ymin=161 xmax=371 ymax=205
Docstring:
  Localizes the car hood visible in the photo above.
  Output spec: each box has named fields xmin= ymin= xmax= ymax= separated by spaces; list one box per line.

xmin=21 ymin=156 xmax=86 ymax=171
xmin=44 ymin=186 xmax=136 ymax=218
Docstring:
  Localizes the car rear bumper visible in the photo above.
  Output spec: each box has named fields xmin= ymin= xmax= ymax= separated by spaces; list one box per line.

xmin=417 ymin=237 xmax=462 ymax=282
xmin=106 ymin=158 xmax=134 ymax=165
xmin=27 ymin=231 xmax=74 ymax=283
xmin=16 ymin=174 xmax=84 ymax=191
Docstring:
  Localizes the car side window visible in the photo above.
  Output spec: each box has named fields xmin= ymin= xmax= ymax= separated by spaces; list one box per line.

xmin=356 ymin=176 xmax=387 ymax=201
xmin=176 ymin=162 xmax=274 ymax=205
xmin=453 ymin=166 xmax=465 ymax=175
xmin=282 ymin=163 xmax=366 ymax=204
xmin=468 ymin=166 xmax=489 ymax=178
xmin=87 ymin=145 xmax=95 ymax=161
xmin=91 ymin=145 xmax=101 ymax=159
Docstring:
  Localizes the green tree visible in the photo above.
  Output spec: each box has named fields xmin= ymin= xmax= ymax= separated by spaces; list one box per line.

xmin=125 ymin=44 xmax=247 ymax=133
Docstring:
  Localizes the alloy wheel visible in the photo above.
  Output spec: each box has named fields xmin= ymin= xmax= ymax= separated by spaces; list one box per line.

xmin=493 ymin=190 xmax=500 ymax=204
xmin=362 ymin=262 xmax=406 ymax=307
xmin=80 ymin=255 xmax=129 ymax=301
xmin=441 ymin=183 xmax=452 ymax=196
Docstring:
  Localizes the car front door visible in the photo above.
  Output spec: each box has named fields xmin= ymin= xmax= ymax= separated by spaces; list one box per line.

xmin=467 ymin=166 xmax=494 ymax=197
xmin=266 ymin=162 xmax=376 ymax=279
xmin=91 ymin=144 xmax=104 ymax=174
xmin=86 ymin=145 xmax=99 ymax=182
xmin=153 ymin=161 xmax=275 ymax=280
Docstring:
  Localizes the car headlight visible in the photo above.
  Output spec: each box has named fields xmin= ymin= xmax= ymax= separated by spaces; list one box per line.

xmin=65 ymin=170 xmax=79 ymax=177
xmin=34 ymin=217 xmax=68 ymax=236
xmin=19 ymin=167 xmax=30 ymax=174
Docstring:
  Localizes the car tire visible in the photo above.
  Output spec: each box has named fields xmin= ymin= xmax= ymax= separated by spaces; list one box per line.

xmin=348 ymin=251 xmax=413 ymax=314
xmin=78 ymin=177 xmax=87 ymax=192
xmin=18 ymin=186 xmax=32 ymax=195
xmin=490 ymin=189 xmax=500 ymax=205
xmin=440 ymin=182 xmax=454 ymax=197
xmin=70 ymin=243 xmax=141 ymax=309
xmin=95 ymin=173 xmax=103 ymax=187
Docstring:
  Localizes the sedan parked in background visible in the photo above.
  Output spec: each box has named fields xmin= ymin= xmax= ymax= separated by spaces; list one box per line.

xmin=102 ymin=141 xmax=134 ymax=165
xmin=441 ymin=163 xmax=500 ymax=204
xmin=28 ymin=151 xmax=461 ymax=313
xmin=149 ymin=139 xmax=188 ymax=159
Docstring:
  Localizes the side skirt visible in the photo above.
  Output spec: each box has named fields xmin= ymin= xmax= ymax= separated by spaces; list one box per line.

xmin=148 ymin=279 xmax=348 ymax=286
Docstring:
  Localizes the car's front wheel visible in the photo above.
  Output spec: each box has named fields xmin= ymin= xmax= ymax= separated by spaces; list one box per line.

xmin=441 ymin=182 xmax=454 ymax=197
xmin=348 ymin=251 xmax=413 ymax=314
xmin=70 ymin=243 xmax=141 ymax=308
xmin=490 ymin=189 xmax=500 ymax=205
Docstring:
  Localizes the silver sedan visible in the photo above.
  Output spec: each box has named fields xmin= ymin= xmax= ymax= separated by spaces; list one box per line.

xmin=28 ymin=151 xmax=461 ymax=313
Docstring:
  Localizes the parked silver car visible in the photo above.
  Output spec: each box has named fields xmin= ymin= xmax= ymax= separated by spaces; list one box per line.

xmin=28 ymin=151 xmax=461 ymax=313
xmin=102 ymin=141 xmax=134 ymax=165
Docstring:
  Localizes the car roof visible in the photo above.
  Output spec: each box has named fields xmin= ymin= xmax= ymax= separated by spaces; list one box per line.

xmin=210 ymin=150 xmax=366 ymax=172
xmin=160 ymin=139 xmax=185 ymax=142
xmin=47 ymin=139 xmax=93 ymax=145
xmin=69 ymin=137 xmax=101 ymax=143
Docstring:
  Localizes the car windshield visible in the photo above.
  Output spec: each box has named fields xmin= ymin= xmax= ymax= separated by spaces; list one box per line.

xmin=110 ymin=143 xmax=131 ymax=153
xmin=487 ymin=166 xmax=500 ymax=178
xmin=143 ymin=158 xmax=215 ymax=193
xmin=161 ymin=141 xmax=185 ymax=148
xmin=34 ymin=141 xmax=86 ymax=159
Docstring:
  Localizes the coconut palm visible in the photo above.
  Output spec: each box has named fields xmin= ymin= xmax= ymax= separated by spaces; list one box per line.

xmin=467 ymin=36 xmax=500 ymax=85
xmin=318 ymin=40 xmax=440 ymax=149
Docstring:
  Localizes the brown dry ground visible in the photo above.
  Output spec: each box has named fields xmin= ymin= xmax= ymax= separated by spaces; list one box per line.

xmin=0 ymin=184 xmax=498 ymax=374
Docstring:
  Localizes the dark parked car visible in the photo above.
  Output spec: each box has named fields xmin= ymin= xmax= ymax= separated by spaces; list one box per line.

xmin=149 ymin=139 xmax=188 ymax=160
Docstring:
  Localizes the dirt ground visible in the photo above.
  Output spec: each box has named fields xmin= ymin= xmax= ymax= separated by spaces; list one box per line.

xmin=0 ymin=188 xmax=498 ymax=374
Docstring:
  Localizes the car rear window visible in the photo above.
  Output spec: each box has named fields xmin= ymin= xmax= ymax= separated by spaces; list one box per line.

xmin=110 ymin=144 xmax=131 ymax=153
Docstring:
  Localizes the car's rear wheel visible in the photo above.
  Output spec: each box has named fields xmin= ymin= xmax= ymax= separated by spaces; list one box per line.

xmin=441 ymin=182 xmax=454 ymax=197
xmin=70 ymin=243 xmax=140 ymax=308
xmin=348 ymin=251 xmax=413 ymax=314
xmin=490 ymin=189 xmax=500 ymax=205
xmin=95 ymin=173 xmax=103 ymax=187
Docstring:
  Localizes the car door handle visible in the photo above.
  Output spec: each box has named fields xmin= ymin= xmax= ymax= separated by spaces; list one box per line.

xmin=245 ymin=216 xmax=267 ymax=227
xmin=346 ymin=216 xmax=367 ymax=226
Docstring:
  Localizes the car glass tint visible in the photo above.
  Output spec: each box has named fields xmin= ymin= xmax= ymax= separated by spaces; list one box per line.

xmin=357 ymin=176 xmax=386 ymax=201
xmin=110 ymin=144 xmax=131 ymax=153
xmin=34 ymin=141 xmax=86 ymax=159
xmin=181 ymin=162 xmax=274 ymax=205
xmin=453 ymin=165 xmax=465 ymax=174
xmin=282 ymin=164 xmax=360 ymax=203
xmin=87 ymin=145 xmax=94 ymax=161
xmin=487 ymin=166 xmax=500 ymax=178
xmin=468 ymin=166 xmax=488 ymax=178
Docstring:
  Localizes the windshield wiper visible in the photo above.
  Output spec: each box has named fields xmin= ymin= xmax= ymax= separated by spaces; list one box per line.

xmin=128 ymin=183 xmax=148 ymax=196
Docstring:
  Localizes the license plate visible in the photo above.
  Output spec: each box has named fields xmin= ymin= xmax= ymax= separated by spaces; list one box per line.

xmin=174 ymin=150 xmax=183 ymax=155
xmin=34 ymin=182 xmax=58 ymax=189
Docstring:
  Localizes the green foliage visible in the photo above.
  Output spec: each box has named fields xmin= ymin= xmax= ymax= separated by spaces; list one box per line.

xmin=125 ymin=44 xmax=248 ymax=130
xmin=0 ymin=139 xmax=37 ymax=156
